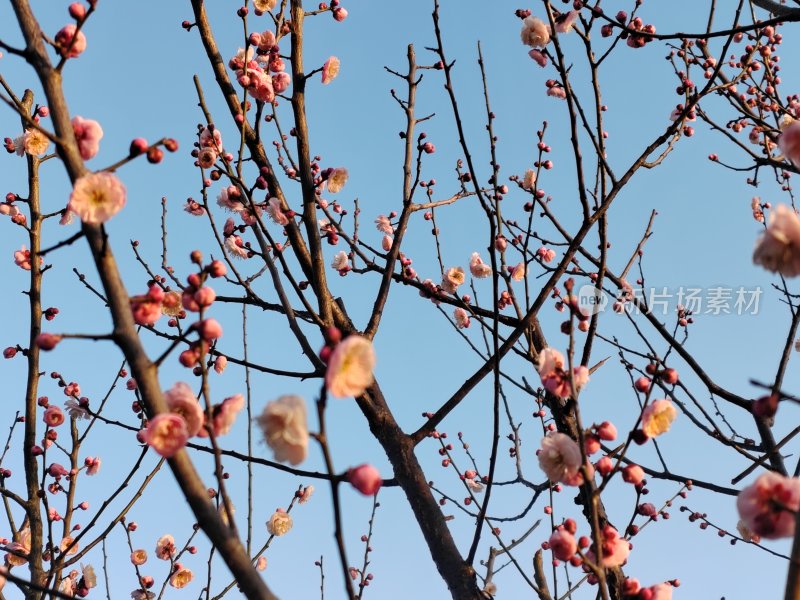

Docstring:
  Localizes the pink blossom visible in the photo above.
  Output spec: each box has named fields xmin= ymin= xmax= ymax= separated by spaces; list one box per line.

xmin=164 ymin=382 xmax=204 ymax=437
xmin=536 ymin=247 xmax=556 ymax=263
xmin=322 ymin=56 xmax=341 ymax=84
xmin=60 ymin=536 xmax=78 ymax=555
xmin=67 ymin=172 xmax=126 ymax=224
xmin=536 ymin=347 xmax=589 ymax=399
xmin=520 ymin=16 xmax=550 ymax=48
xmin=71 ymin=116 xmax=103 ymax=160
xmin=325 ymin=335 xmax=376 ymax=398
xmin=199 ymin=126 xmax=222 ymax=150
xmin=297 ymin=485 xmax=314 ymax=504
xmin=587 ymin=525 xmax=630 ymax=567
xmin=199 ymin=394 xmax=245 ymax=437
xmin=155 ymin=534 xmax=177 ymax=560
xmin=162 ymin=291 xmax=182 ymax=317
xmin=0 ymin=204 xmax=20 ymax=218
xmin=554 ymin=10 xmax=579 ymax=34
xmin=622 ymin=464 xmax=645 ymax=485
xmin=596 ymin=421 xmax=617 ymax=441
xmin=779 ymin=120 xmax=800 ymax=168
xmin=130 ymin=549 xmax=147 ymax=566
xmin=55 ymin=24 xmax=87 ymax=58
xmin=454 ymin=307 xmax=470 ymax=329
xmin=266 ymin=509 xmax=293 ymax=536
xmin=751 ymin=197 xmax=765 ymax=223
xmin=6 ymin=528 xmax=31 ymax=566
xmin=332 ymin=250 xmax=350 ymax=272
xmin=256 ymin=555 xmax=268 ymax=570
xmin=510 ymin=262 xmax=526 ymax=281
xmin=327 ymin=167 xmax=348 ymax=193
xmin=549 ymin=528 xmax=577 ymax=561
xmin=381 ymin=235 xmax=393 ymax=251
xmin=141 ymin=414 xmax=188 ymax=458
xmin=248 ymin=68 xmax=276 ymax=103
xmin=465 ymin=478 xmax=484 ymax=493
xmin=737 ymin=471 xmax=800 ymax=539
xmin=647 ymin=583 xmax=673 ymax=600
xmin=595 ymin=456 xmax=613 ymax=476
xmin=85 ymin=456 xmax=101 ymax=476
xmin=36 ymin=333 xmax=62 ymax=351
xmin=272 ymin=72 xmax=292 ymax=94
xmin=44 ymin=406 xmax=65 ymax=427
xmin=257 ymin=395 xmax=309 ymax=465
xmin=753 ymin=204 xmax=800 ymax=277
xmin=528 ymin=49 xmax=548 ymax=67
xmin=522 ymin=168 xmax=537 ymax=190
xmin=375 ymin=215 xmax=394 ymax=234
xmin=195 ymin=318 xmax=223 ymax=342
xmin=213 ymin=355 xmax=228 ymax=374
xmin=640 ymin=399 xmax=677 ymax=439
xmin=217 ymin=186 xmax=243 ymax=211
xmin=169 ymin=566 xmax=193 ymax=589
xmin=736 ymin=519 xmax=761 ymax=543
xmin=14 ymin=245 xmax=38 ymax=271
xmin=184 ymin=199 xmax=205 ymax=216
xmin=266 ymin=197 xmax=290 ymax=225
xmin=130 ymin=287 xmax=163 ymax=326
xmin=347 ymin=464 xmax=382 ymax=495
xmin=15 ymin=129 xmax=50 ymax=156
xmin=469 ymin=252 xmax=492 ymax=278
xmin=254 ymin=0 xmax=277 ymax=11
xmin=197 ymin=147 xmax=217 ymax=169
xmin=225 ymin=235 xmax=250 ymax=259
xmin=538 ymin=432 xmax=584 ymax=486
xmin=442 ymin=266 xmax=466 ymax=293
xmin=547 ymin=86 xmax=567 ymax=100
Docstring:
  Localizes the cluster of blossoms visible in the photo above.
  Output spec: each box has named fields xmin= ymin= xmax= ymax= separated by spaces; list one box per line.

xmin=141 ymin=382 xmax=244 ymax=458
xmin=5 ymin=111 xmax=131 ymax=226
xmin=13 ymin=245 xmax=41 ymax=271
xmin=601 ymin=13 xmax=657 ymax=48
xmin=7 ymin=114 xmax=100 ymax=162
xmin=7 ymin=127 xmax=49 ymax=157
xmin=56 ymin=564 xmax=96 ymax=597
xmin=545 ymin=519 xmax=630 ymax=569
xmin=519 ymin=9 xmax=579 ymax=64
xmin=536 ymin=347 xmax=589 ymax=399
xmin=255 ymin=329 xmax=381 ymax=495
xmin=130 ymin=258 xmax=226 ymax=338
xmin=124 ymin=534 xmax=193 ymax=590
xmin=230 ymin=30 xmax=291 ymax=104
xmin=32 ymin=395 xmax=95 ymax=459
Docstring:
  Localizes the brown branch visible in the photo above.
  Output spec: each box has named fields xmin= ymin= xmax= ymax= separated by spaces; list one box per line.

xmin=9 ymin=2 xmax=278 ymax=598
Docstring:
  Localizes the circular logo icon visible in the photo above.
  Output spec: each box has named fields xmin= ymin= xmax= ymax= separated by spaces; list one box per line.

xmin=577 ymin=284 xmax=608 ymax=316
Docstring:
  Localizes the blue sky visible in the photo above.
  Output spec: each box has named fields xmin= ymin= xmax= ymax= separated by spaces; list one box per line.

xmin=1 ymin=1 xmax=798 ymax=598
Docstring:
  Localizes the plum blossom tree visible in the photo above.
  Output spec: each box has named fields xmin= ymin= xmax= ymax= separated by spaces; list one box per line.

xmin=3 ymin=0 xmax=800 ymax=599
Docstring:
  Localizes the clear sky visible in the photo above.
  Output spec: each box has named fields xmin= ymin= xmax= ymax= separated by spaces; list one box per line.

xmin=0 ymin=1 xmax=798 ymax=598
